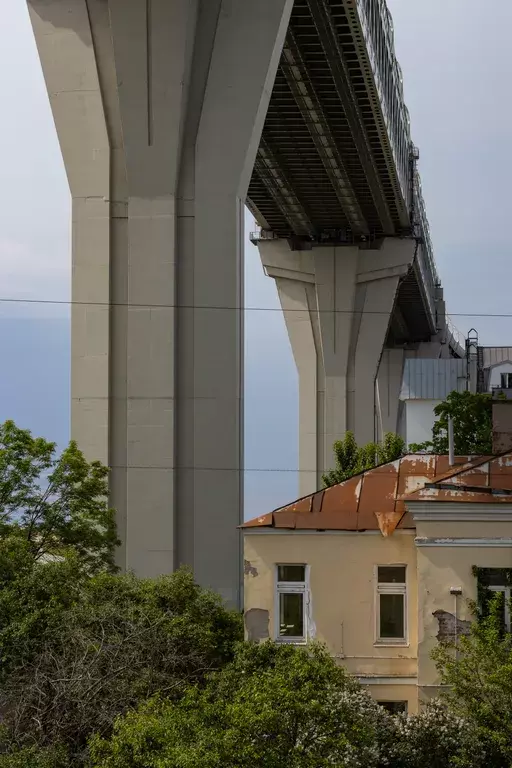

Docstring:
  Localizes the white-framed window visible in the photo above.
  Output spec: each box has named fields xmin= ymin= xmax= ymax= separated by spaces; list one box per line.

xmin=376 ymin=565 xmax=407 ymax=644
xmin=275 ymin=564 xmax=308 ymax=643
xmin=500 ymin=372 xmax=512 ymax=389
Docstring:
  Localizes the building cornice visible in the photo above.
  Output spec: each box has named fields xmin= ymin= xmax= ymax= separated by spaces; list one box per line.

xmin=408 ymin=501 xmax=512 ymax=521
xmin=242 ymin=528 xmax=415 ymax=536
xmin=416 ymin=537 xmax=512 ymax=548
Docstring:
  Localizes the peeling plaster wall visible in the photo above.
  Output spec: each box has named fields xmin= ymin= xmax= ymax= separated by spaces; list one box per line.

xmin=244 ymin=559 xmax=258 ymax=577
xmin=245 ymin=505 xmax=512 ymax=709
xmin=243 ymin=532 xmax=418 ymax=680
xmin=417 ymin=538 xmax=512 ymax=693
xmin=245 ymin=608 xmax=269 ymax=642
xmin=433 ymin=610 xmax=471 ymax=642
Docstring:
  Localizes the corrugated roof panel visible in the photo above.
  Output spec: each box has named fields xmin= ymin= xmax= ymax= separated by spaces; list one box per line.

xmin=400 ymin=358 xmax=467 ymax=400
xmin=481 ymin=347 xmax=512 ymax=368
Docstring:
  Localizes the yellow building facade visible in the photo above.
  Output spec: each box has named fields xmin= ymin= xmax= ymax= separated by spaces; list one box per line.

xmin=243 ymin=452 xmax=512 ymax=714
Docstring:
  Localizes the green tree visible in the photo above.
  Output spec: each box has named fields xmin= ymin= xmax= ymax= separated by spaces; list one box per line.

xmin=90 ymin=642 xmax=394 ymax=768
xmin=433 ymin=593 xmax=512 ymax=767
xmin=390 ymin=698 xmax=486 ymax=768
xmin=409 ymin=390 xmax=492 ymax=455
xmin=0 ymin=566 xmax=242 ymax=766
xmin=0 ymin=745 xmax=69 ymax=768
xmin=90 ymin=642 xmax=486 ymax=768
xmin=323 ymin=431 xmax=405 ymax=488
xmin=0 ymin=420 xmax=118 ymax=572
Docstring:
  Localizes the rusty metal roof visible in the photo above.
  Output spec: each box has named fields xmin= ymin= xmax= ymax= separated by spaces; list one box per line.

xmin=242 ymin=454 xmax=507 ymax=536
xmin=404 ymin=453 xmax=512 ymax=504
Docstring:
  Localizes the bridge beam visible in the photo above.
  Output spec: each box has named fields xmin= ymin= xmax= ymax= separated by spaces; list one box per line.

xmin=254 ymin=138 xmax=316 ymax=237
xmin=281 ymin=29 xmax=368 ymax=235
xmin=308 ymin=0 xmax=395 ymax=235
xmin=28 ymin=0 xmax=293 ymax=605
xmin=260 ymin=238 xmax=415 ymax=495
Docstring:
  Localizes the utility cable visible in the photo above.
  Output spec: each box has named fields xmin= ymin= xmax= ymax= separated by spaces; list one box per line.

xmin=0 ymin=295 xmax=509 ymax=318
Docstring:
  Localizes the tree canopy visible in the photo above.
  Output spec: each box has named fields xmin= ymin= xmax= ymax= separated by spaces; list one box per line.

xmin=0 ymin=420 xmax=118 ymax=571
xmin=90 ymin=643 xmax=485 ymax=768
xmin=433 ymin=592 xmax=512 ymax=767
xmin=409 ymin=390 xmax=492 ymax=455
xmin=0 ymin=559 xmax=242 ymax=767
xmin=0 ymin=421 xmax=242 ymax=767
xmin=0 ymin=419 xmax=504 ymax=767
xmin=323 ymin=431 xmax=405 ymax=488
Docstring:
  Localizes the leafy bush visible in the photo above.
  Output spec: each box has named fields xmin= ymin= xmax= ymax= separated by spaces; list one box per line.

xmin=0 ymin=567 xmax=242 ymax=765
xmin=323 ymin=432 xmax=405 ymax=487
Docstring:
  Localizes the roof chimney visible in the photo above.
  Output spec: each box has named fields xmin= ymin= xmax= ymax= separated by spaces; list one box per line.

xmin=492 ymin=395 xmax=512 ymax=453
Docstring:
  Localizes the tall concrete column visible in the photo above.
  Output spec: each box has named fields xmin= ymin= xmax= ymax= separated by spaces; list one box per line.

xmin=260 ymin=238 xmax=415 ymax=495
xmin=375 ymin=349 xmax=405 ymax=442
xmin=28 ymin=0 xmax=292 ymax=606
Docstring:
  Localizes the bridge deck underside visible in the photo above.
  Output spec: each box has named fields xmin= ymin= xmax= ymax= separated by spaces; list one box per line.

xmin=247 ymin=0 xmax=435 ymax=341
xmin=248 ymin=0 xmax=403 ymax=240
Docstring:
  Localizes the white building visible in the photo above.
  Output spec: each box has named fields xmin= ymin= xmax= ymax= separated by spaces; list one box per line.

xmin=480 ymin=347 xmax=512 ymax=393
xmin=399 ymin=358 xmax=467 ymax=446
xmin=398 ymin=345 xmax=512 ymax=447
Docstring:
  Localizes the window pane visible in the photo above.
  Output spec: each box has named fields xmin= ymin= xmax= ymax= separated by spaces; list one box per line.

xmin=279 ymin=592 xmax=304 ymax=637
xmin=378 ymin=701 xmax=407 ymax=715
xmin=480 ymin=568 xmax=512 ymax=587
xmin=501 ymin=373 xmax=508 ymax=388
xmin=278 ymin=565 xmax=305 ymax=582
xmin=378 ymin=566 xmax=406 ymax=584
xmin=380 ymin=593 xmax=405 ymax=639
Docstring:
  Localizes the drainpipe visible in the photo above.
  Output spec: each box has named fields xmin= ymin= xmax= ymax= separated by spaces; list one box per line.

xmin=448 ymin=416 xmax=454 ymax=466
xmin=450 ymin=586 xmax=463 ymax=661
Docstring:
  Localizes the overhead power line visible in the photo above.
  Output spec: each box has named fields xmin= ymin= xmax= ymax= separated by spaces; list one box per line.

xmin=0 ymin=295 xmax=510 ymax=318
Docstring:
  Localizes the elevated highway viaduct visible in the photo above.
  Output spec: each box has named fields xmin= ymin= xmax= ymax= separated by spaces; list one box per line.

xmin=27 ymin=0 xmax=456 ymax=603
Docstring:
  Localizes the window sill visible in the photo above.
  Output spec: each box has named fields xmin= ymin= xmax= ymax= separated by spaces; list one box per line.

xmin=276 ymin=637 xmax=307 ymax=645
xmin=374 ymin=641 xmax=409 ymax=648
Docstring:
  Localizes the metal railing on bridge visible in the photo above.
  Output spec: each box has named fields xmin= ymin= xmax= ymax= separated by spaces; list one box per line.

xmin=412 ymin=168 xmax=439 ymax=323
xmin=355 ymin=0 xmax=412 ymax=207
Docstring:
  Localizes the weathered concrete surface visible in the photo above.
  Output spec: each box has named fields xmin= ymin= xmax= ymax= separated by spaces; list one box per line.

xmin=245 ymin=608 xmax=270 ymax=642
xmin=433 ymin=610 xmax=471 ymax=642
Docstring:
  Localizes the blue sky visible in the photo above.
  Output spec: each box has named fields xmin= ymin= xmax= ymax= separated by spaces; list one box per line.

xmin=1 ymin=0 xmax=512 ymax=519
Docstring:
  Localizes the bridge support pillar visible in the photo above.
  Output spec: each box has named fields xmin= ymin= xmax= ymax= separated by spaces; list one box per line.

xmin=376 ymin=349 xmax=406 ymax=442
xmin=28 ymin=0 xmax=293 ymax=605
xmin=260 ymin=238 xmax=415 ymax=495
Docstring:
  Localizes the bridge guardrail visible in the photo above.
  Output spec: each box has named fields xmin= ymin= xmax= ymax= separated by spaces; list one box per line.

xmin=355 ymin=0 xmax=411 ymax=207
xmin=446 ymin=315 xmax=466 ymax=354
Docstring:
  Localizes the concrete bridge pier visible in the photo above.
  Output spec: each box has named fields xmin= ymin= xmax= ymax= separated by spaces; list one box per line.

xmin=259 ymin=238 xmax=416 ymax=496
xmin=28 ymin=0 xmax=293 ymax=606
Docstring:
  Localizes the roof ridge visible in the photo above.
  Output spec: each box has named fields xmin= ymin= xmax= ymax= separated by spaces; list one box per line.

xmin=429 ymin=455 xmax=492 ymax=485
